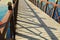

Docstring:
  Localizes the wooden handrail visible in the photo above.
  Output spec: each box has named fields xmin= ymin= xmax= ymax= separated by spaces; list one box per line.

xmin=0 ymin=9 xmax=12 ymax=40
xmin=0 ymin=0 xmax=18 ymax=40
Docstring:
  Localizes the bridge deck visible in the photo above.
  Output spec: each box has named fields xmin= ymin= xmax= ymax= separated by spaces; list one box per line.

xmin=15 ymin=0 xmax=60 ymax=40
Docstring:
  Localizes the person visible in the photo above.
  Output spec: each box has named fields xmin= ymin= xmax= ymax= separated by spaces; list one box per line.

xmin=8 ymin=2 xmax=12 ymax=11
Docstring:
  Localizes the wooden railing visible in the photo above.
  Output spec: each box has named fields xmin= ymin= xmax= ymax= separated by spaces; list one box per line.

xmin=0 ymin=0 xmax=18 ymax=40
xmin=29 ymin=0 xmax=60 ymax=23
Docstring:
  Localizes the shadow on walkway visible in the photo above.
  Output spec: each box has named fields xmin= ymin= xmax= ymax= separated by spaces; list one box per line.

xmin=24 ymin=0 xmax=58 ymax=40
xmin=16 ymin=0 xmax=58 ymax=40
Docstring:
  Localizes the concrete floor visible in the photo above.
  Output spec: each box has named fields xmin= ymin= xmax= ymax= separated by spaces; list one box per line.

xmin=15 ymin=0 xmax=60 ymax=40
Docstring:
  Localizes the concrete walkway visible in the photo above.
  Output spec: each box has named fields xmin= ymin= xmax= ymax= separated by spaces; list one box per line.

xmin=15 ymin=0 xmax=60 ymax=40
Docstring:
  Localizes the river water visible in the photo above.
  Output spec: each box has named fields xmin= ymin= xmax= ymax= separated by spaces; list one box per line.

xmin=0 ymin=0 xmax=12 ymax=39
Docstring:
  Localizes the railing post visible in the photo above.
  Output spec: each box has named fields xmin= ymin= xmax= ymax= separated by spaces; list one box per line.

xmin=55 ymin=0 xmax=60 ymax=23
xmin=10 ymin=0 xmax=19 ymax=40
xmin=10 ymin=0 xmax=16 ymax=40
xmin=40 ymin=0 xmax=43 ymax=10
xmin=0 ymin=31 xmax=4 ymax=40
xmin=35 ymin=0 xmax=36 ymax=5
xmin=36 ymin=0 xmax=39 ymax=7
xmin=44 ymin=0 xmax=49 ymax=13
xmin=36 ymin=0 xmax=38 ymax=7
xmin=51 ymin=0 xmax=58 ymax=19
xmin=33 ymin=0 xmax=35 ymax=4
xmin=7 ymin=1 xmax=15 ymax=40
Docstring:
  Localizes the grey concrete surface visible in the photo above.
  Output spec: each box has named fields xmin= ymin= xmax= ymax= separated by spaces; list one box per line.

xmin=15 ymin=0 xmax=60 ymax=40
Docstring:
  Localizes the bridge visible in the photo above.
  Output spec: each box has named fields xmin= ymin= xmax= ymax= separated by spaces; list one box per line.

xmin=0 ymin=0 xmax=60 ymax=40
